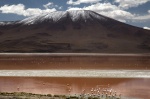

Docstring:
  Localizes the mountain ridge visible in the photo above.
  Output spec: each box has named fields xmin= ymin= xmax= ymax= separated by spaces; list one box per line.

xmin=0 ymin=10 xmax=107 ymax=25
xmin=0 ymin=10 xmax=149 ymax=30
xmin=0 ymin=10 xmax=150 ymax=53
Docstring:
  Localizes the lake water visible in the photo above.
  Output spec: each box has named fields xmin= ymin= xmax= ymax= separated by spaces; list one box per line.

xmin=0 ymin=77 xmax=149 ymax=99
xmin=0 ymin=53 xmax=150 ymax=99
xmin=0 ymin=54 xmax=149 ymax=70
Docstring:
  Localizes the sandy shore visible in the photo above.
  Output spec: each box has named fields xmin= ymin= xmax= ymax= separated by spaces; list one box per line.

xmin=0 ymin=77 xmax=149 ymax=99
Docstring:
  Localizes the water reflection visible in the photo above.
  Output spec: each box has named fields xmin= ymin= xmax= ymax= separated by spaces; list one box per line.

xmin=0 ymin=55 xmax=149 ymax=70
xmin=0 ymin=77 xmax=149 ymax=99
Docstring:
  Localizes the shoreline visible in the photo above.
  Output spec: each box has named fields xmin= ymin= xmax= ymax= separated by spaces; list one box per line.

xmin=0 ymin=92 xmax=121 ymax=99
xmin=0 ymin=77 xmax=149 ymax=98
xmin=0 ymin=53 xmax=150 ymax=56
xmin=0 ymin=70 xmax=150 ymax=78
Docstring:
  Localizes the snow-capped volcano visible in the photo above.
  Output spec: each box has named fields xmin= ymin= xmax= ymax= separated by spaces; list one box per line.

xmin=18 ymin=10 xmax=107 ymax=25
xmin=0 ymin=10 xmax=150 ymax=53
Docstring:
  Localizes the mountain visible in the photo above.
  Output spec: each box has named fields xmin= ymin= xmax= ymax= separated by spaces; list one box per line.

xmin=0 ymin=10 xmax=150 ymax=53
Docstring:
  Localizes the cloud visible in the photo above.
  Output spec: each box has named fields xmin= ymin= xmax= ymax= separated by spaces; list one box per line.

xmin=58 ymin=6 xmax=63 ymax=10
xmin=67 ymin=0 xmax=101 ymax=5
xmin=143 ymin=26 xmax=150 ymax=30
xmin=133 ymin=10 xmax=150 ymax=21
xmin=43 ymin=2 xmax=62 ymax=9
xmin=67 ymin=7 xmax=82 ymax=10
xmin=83 ymin=3 xmax=118 ymax=11
xmin=43 ymin=2 xmax=54 ymax=9
xmin=0 ymin=4 xmax=26 ymax=16
xmin=25 ymin=8 xmax=56 ymax=16
xmin=134 ymin=14 xmax=150 ymax=21
xmin=0 ymin=4 xmax=57 ymax=16
xmin=68 ymin=3 xmax=134 ymax=22
xmin=106 ymin=10 xmax=134 ymax=22
xmin=115 ymin=0 xmax=150 ymax=9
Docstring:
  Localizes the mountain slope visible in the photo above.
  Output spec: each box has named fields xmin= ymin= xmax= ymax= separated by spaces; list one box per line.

xmin=0 ymin=10 xmax=150 ymax=53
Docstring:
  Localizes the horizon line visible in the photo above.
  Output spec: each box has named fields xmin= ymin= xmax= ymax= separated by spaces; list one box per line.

xmin=0 ymin=53 xmax=150 ymax=56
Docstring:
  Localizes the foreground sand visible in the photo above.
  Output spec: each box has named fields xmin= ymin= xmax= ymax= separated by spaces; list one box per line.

xmin=0 ymin=77 xmax=149 ymax=99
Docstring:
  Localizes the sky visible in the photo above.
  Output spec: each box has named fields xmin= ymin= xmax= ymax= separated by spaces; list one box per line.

xmin=0 ymin=0 xmax=150 ymax=29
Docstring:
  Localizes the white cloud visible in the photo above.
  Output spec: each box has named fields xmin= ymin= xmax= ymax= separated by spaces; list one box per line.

xmin=67 ymin=0 xmax=101 ymax=5
xmin=0 ymin=4 xmax=26 ymax=16
xmin=58 ymin=6 xmax=63 ymax=10
xmin=115 ymin=0 xmax=150 ymax=9
xmin=43 ymin=2 xmax=54 ymax=9
xmin=43 ymin=2 xmax=62 ymax=9
xmin=143 ymin=26 xmax=150 ymax=30
xmin=25 ymin=8 xmax=43 ymax=16
xmin=107 ymin=10 xmax=134 ymax=22
xmin=67 ymin=7 xmax=83 ymax=11
xmin=133 ymin=10 xmax=150 ymax=21
xmin=134 ymin=14 xmax=150 ymax=21
xmin=24 ymin=8 xmax=56 ymax=16
xmin=0 ymin=4 xmax=57 ymax=16
xmin=83 ymin=3 xmax=118 ymax=11
xmin=68 ymin=3 xmax=134 ymax=22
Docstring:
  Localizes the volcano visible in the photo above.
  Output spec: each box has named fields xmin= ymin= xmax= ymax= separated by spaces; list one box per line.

xmin=0 ymin=10 xmax=150 ymax=53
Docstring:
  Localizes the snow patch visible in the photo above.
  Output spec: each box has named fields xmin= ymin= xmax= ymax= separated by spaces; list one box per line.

xmin=18 ymin=10 xmax=107 ymax=25
xmin=0 ymin=21 xmax=14 ymax=26
xmin=143 ymin=26 xmax=150 ymax=30
xmin=0 ymin=22 xmax=5 ymax=25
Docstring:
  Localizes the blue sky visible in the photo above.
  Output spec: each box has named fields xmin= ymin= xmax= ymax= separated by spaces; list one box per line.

xmin=0 ymin=0 xmax=150 ymax=29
